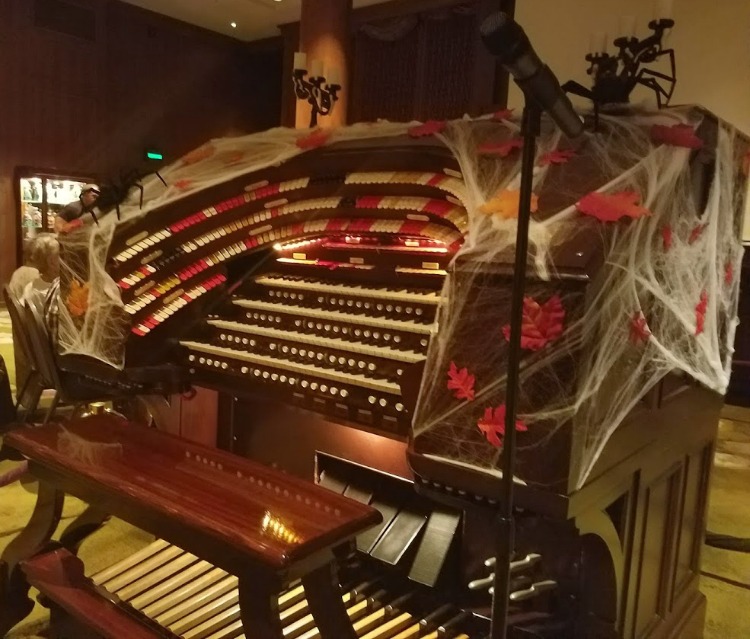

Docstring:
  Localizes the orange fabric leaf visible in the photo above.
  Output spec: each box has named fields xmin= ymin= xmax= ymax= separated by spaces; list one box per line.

xmin=66 ymin=280 xmax=90 ymax=318
xmin=502 ymin=295 xmax=565 ymax=351
xmin=296 ymin=129 xmax=330 ymax=150
xmin=408 ymin=120 xmax=446 ymax=138
xmin=480 ymin=189 xmax=539 ymax=220
xmin=446 ymin=361 xmax=476 ymax=401
xmin=477 ymin=404 xmax=527 ymax=448
xmin=577 ymin=191 xmax=650 ymax=222
xmin=173 ymin=179 xmax=193 ymax=192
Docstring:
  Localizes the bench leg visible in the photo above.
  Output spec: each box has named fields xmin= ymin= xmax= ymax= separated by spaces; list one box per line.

xmin=0 ymin=481 xmax=64 ymax=636
xmin=239 ymin=575 xmax=284 ymax=639
xmin=59 ymin=505 xmax=111 ymax=554
xmin=304 ymin=562 xmax=357 ymax=639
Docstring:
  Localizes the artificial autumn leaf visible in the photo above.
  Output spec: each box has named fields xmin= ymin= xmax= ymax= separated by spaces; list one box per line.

xmin=180 ymin=143 xmax=215 ymax=166
xmin=661 ymin=225 xmax=673 ymax=252
xmin=695 ymin=290 xmax=708 ymax=336
xmin=725 ymin=261 xmax=734 ymax=286
xmin=447 ymin=361 xmax=476 ymax=401
xmin=539 ymin=149 xmax=576 ymax=166
xmin=408 ymin=120 xmax=446 ymax=138
xmin=688 ymin=223 xmax=706 ymax=245
xmin=480 ymin=189 xmax=539 ymax=220
xmin=650 ymin=124 xmax=704 ymax=150
xmin=492 ymin=109 xmax=514 ymax=122
xmin=173 ymin=179 xmax=193 ymax=192
xmin=478 ymin=138 xmax=523 ymax=157
xmin=477 ymin=404 xmax=528 ymax=448
xmin=629 ymin=311 xmax=651 ymax=345
xmin=219 ymin=150 xmax=245 ymax=165
xmin=576 ymin=191 xmax=650 ymax=223
xmin=296 ymin=129 xmax=330 ymax=150
xmin=502 ymin=295 xmax=565 ymax=351
xmin=66 ymin=280 xmax=90 ymax=318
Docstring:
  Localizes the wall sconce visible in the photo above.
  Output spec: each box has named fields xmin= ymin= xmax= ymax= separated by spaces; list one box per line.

xmin=293 ymin=52 xmax=341 ymax=128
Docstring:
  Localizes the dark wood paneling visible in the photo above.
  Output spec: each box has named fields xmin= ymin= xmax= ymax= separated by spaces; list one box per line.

xmin=0 ymin=0 xmax=281 ymax=285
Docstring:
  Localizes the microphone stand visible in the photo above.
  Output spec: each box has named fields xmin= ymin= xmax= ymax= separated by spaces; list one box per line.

xmin=489 ymin=96 xmax=542 ymax=639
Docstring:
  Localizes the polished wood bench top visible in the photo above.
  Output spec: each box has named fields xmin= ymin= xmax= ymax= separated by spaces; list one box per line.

xmin=6 ymin=416 xmax=381 ymax=577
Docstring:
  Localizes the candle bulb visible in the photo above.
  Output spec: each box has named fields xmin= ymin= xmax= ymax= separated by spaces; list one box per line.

xmin=293 ymin=51 xmax=307 ymax=71
xmin=619 ymin=15 xmax=637 ymax=38
xmin=655 ymin=0 xmax=674 ymax=19
xmin=327 ymin=67 xmax=341 ymax=86
xmin=310 ymin=59 xmax=324 ymax=79
xmin=589 ymin=31 xmax=608 ymax=54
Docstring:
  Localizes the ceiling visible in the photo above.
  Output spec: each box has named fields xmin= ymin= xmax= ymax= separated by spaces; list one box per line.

xmin=120 ymin=0 xmax=389 ymax=42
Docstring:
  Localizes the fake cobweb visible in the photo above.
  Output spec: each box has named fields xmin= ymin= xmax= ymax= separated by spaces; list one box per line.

xmin=56 ymin=107 xmax=748 ymax=489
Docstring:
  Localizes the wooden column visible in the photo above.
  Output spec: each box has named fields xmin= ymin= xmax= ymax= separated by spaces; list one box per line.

xmin=295 ymin=0 xmax=352 ymax=129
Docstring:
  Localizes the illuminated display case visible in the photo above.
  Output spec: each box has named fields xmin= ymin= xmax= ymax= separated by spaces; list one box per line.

xmin=15 ymin=167 xmax=94 ymax=265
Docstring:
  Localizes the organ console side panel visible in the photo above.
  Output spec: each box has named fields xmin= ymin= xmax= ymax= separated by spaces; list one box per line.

xmin=5 ymin=108 xmax=746 ymax=639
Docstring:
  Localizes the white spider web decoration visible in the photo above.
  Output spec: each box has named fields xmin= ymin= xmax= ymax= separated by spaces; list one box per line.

xmin=55 ymin=107 xmax=748 ymax=488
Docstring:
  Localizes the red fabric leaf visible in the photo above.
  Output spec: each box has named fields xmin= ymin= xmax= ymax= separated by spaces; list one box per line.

xmin=695 ymin=290 xmax=708 ymax=336
xmin=296 ymin=129 xmax=330 ymax=150
xmin=502 ymin=295 xmax=566 ymax=351
xmin=446 ymin=361 xmax=476 ymax=401
xmin=689 ymin=223 xmax=706 ymax=245
xmin=477 ymin=404 xmax=527 ymax=448
xmin=725 ymin=261 xmax=734 ymax=286
xmin=538 ymin=149 xmax=576 ymax=166
xmin=492 ymin=109 xmax=514 ymax=122
xmin=408 ymin=120 xmax=446 ymax=138
xmin=661 ymin=225 xmax=673 ymax=252
xmin=629 ymin=312 xmax=651 ymax=345
xmin=478 ymin=138 xmax=523 ymax=157
xmin=650 ymin=124 xmax=704 ymax=150
xmin=577 ymin=191 xmax=650 ymax=223
xmin=180 ymin=144 xmax=215 ymax=166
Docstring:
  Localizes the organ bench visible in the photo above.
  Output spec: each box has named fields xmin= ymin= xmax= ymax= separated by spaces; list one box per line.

xmin=1 ymin=416 xmax=383 ymax=639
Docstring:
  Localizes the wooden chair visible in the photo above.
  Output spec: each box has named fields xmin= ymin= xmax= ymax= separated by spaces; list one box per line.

xmin=2 ymin=285 xmax=44 ymax=425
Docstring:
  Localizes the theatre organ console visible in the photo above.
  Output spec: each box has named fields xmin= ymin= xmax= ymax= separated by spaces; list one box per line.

xmin=3 ymin=108 xmax=748 ymax=639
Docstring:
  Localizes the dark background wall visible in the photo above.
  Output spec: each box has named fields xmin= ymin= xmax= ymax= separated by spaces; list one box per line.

xmin=0 ymin=0 xmax=506 ymax=286
xmin=0 ymin=0 xmax=282 ymax=285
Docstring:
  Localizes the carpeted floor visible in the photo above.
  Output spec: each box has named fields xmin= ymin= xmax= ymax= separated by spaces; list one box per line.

xmin=1 ymin=308 xmax=749 ymax=637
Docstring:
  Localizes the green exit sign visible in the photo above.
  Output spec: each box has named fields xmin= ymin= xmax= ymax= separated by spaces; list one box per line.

xmin=145 ymin=150 xmax=164 ymax=161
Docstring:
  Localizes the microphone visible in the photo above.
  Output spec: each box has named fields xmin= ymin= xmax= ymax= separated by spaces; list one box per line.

xmin=480 ymin=12 xmax=584 ymax=138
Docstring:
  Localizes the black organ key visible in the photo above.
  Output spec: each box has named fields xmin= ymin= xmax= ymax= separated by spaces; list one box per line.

xmin=356 ymin=499 xmax=399 ymax=553
xmin=408 ymin=508 xmax=462 ymax=587
xmin=318 ymin=470 xmax=347 ymax=494
xmin=437 ymin=611 xmax=471 ymax=638
xmin=370 ymin=507 xmax=428 ymax=566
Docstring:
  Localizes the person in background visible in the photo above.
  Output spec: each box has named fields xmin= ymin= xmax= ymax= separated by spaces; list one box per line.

xmin=22 ymin=234 xmax=60 ymax=310
xmin=54 ymin=184 xmax=99 ymax=234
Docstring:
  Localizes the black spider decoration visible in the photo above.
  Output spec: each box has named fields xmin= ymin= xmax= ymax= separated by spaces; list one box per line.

xmin=95 ymin=168 xmax=168 ymax=221
xmin=562 ymin=17 xmax=677 ymax=129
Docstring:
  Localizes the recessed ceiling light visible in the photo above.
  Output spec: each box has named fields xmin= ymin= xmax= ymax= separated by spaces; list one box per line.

xmin=230 ymin=21 xmax=237 ymax=28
